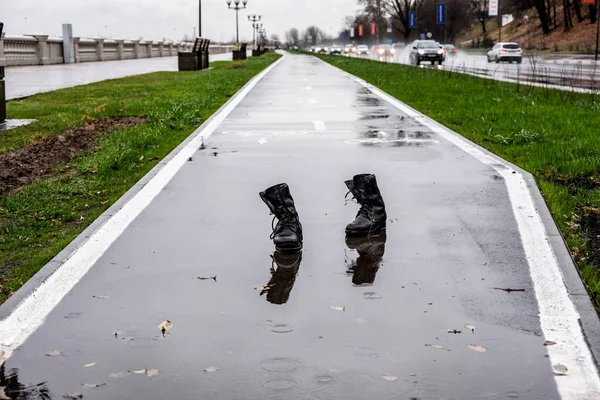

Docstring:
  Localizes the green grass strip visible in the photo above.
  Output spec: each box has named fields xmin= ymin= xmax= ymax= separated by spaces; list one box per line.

xmin=314 ymin=53 xmax=600 ymax=308
xmin=0 ymin=53 xmax=280 ymax=303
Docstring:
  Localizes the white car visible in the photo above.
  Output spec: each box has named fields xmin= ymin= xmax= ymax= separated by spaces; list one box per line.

xmin=487 ymin=42 xmax=523 ymax=64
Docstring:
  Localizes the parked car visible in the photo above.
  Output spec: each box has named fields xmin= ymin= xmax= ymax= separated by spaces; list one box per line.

xmin=487 ymin=42 xmax=523 ymax=64
xmin=409 ymin=40 xmax=444 ymax=65
xmin=344 ymin=44 xmax=356 ymax=55
xmin=315 ymin=45 xmax=328 ymax=54
xmin=442 ymin=44 xmax=457 ymax=56
xmin=330 ymin=44 xmax=342 ymax=55
xmin=309 ymin=46 xmax=316 ymax=53
xmin=356 ymin=44 xmax=369 ymax=55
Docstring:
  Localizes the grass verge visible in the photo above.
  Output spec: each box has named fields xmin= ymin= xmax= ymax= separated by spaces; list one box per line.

xmin=0 ymin=53 xmax=280 ymax=304
xmin=314 ymin=53 xmax=600 ymax=307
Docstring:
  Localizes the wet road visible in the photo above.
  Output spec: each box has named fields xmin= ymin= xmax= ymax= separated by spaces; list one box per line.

xmin=0 ymin=53 xmax=596 ymax=399
xmin=363 ymin=50 xmax=600 ymax=91
xmin=4 ymin=52 xmax=240 ymax=100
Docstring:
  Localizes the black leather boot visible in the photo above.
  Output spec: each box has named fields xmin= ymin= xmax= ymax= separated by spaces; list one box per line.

xmin=345 ymin=174 xmax=387 ymax=236
xmin=260 ymin=183 xmax=303 ymax=252
xmin=345 ymin=233 xmax=387 ymax=286
xmin=260 ymin=251 xmax=302 ymax=305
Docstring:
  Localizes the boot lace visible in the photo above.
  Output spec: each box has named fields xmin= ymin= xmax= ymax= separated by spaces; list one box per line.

xmin=269 ymin=213 xmax=300 ymax=239
xmin=345 ymin=191 xmax=372 ymax=220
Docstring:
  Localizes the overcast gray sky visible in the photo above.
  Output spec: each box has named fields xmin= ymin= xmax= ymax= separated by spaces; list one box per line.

xmin=1 ymin=0 xmax=359 ymax=42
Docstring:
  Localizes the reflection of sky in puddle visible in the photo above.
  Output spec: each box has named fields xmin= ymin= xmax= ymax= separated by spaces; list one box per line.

xmin=221 ymin=131 xmax=310 ymax=137
xmin=346 ymin=138 xmax=439 ymax=146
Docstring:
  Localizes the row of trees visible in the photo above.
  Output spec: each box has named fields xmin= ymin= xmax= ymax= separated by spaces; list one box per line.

xmin=284 ymin=0 xmax=599 ymax=49
xmin=284 ymin=26 xmax=337 ymax=47
xmin=343 ymin=0 xmax=472 ymax=44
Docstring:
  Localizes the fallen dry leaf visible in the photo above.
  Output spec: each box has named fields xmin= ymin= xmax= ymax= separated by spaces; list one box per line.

xmin=109 ymin=372 xmax=130 ymax=378
xmin=81 ymin=383 xmax=106 ymax=388
xmin=131 ymin=368 xmax=159 ymax=377
xmin=83 ymin=362 xmax=96 ymax=368
xmin=131 ymin=369 xmax=146 ymax=375
xmin=0 ymin=387 xmax=9 ymax=400
xmin=382 ymin=375 xmax=398 ymax=382
xmin=62 ymin=393 xmax=83 ymax=400
xmin=465 ymin=324 xmax=476 ymax=333
xmin=493 ymin=287 xmax=525 ymax=293
xmin=330 ymin=306 xmax=345 ymax=312
xmin=446 ymin=329 xmax=462 ymax=334
xmin=553 ymin=363 xmax=568 ymax=376
xmin=204 ymin=366 xmax=219 ymax=373
xmin=544 ymin=340 xmax=557 ymax=346
xmin=198 ymin=276 xmax=218 ymax=282
xmin=425 ymin=344 xmax=450 ymax=351
xmin=158 ymin=320 xmax=173 ymax=336
xmin=45 ymin=350 xmax=62 ymax=357
xmin=92 ymin=295 xmax=110 ymax=299
xmin=468 ymin=344 xmax=487 ymax=353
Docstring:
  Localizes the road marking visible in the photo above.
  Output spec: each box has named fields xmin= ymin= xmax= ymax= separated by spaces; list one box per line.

xmin=340 ymin=67 xmax=600 ymax=399
xmin=0 ymin=55 xmax=286 ymax=365
xmin=313 ymin=121 xmax=327 ymax=131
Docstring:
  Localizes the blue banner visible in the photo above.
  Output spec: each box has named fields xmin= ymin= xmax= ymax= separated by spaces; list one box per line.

xmin=409 ymin=11 xmax=416 ymax=29
xmin=437 ymin=3 xmax=445 ymax=24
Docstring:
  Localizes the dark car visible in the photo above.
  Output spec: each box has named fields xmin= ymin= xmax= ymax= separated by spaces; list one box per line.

xmin=409 ymin=40 xmax=444 ymax=65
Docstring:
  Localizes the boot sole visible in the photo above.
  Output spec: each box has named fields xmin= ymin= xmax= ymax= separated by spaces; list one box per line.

xmin=275 ymin=244 xmax=303 ymax=253
xmin=345 ymin=226 xmax=386 ymax=237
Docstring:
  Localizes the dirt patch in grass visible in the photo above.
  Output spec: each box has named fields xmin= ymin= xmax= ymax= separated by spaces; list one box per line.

xmin=540 ymin=171 xmax=600 ymax=191
xmin=0 ymin=116 xmax=146 ymax=197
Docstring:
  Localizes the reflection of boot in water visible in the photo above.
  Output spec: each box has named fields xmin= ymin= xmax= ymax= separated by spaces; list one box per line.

xmin=260 ymin=251 xmax=302 ymax=305
xmin=345 ymin=233 xmax=387 ymax=286
xmin=0 ymin=364 xmax=51 ymax=399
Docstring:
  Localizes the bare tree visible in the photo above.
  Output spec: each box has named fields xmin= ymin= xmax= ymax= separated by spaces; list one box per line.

xmin=534 ymin=0 xmax=552 ymax=33
xmin=289 ymin=28 xmax=300 ymax=45
xmin=471 ymin=0 xmax=490 ymax=34
xmin=359 ymin=0 xmax=388 ymax=42
xmin=270 ymin=34 xmax=281 ymax=47
xmin=387 ymin=0 xmax=425 ymax=43
xmin=304 ymin=26 xmax=324 ymax=45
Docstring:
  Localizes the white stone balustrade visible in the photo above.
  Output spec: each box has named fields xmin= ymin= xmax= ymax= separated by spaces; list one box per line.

xmin=0 ymin=34 xmax=234 ymax=67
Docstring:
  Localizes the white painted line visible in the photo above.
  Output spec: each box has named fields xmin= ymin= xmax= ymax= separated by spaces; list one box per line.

xmin=313 ymin=121 xmax=327 ymax=131
xmin=0 ymin=55 xmax=286 ymax=365
xmin=343 ymin=70 xmax=600 ymax=399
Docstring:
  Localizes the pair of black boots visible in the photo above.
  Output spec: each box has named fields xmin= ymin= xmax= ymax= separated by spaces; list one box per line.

xmin=259 ymin=173 xmax=387 ymax=252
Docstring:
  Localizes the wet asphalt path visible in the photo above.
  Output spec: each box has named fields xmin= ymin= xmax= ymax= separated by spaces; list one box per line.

xmin=0 ymin=54 xmax=565 ymax=399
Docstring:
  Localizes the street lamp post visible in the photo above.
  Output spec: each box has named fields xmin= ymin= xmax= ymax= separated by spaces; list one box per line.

xmin=247 ymin=14 xmax=261 ymax=49
xmin=226 ymin=0 xmax=248 ymax=45
xmin=199 ymin=0 xmax=202 ymax=37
